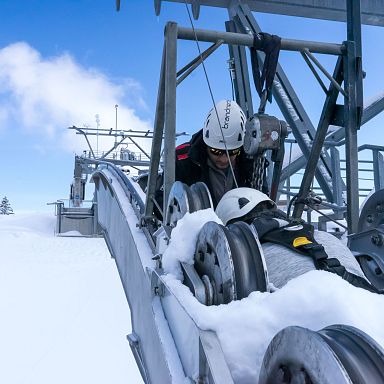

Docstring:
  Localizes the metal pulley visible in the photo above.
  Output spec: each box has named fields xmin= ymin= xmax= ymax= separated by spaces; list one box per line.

xmin=193 ymin=221 xmax=268 ymax=305
xmin=259 ymin=324 xmax=384 ymax=384
xmin=243 ymin=113 xmax=287 ymax=157
xmin=165 ymin=181 xmax=213 ymax=228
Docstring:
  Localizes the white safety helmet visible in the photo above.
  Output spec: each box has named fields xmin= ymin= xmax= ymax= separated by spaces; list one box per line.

xmin=203 ymin=100 xmax=246 ymax=150
xmin=216 ymin=187 xmax=276 ymax=225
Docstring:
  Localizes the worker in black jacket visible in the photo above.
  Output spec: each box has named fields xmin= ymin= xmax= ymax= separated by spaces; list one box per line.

xmin=174 ymin=100 xmax=262 ymax=207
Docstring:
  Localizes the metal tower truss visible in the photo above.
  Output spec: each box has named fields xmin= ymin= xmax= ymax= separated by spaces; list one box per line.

xmin=227 ymin=4 xmax=340 ymax=204
xmin=65 ymin=3 xmax=384 ymax=382
xmin=150 ymin=0 xmax=384 ymax=234
xmin=155 ymin=0 xmax=384 ymax=26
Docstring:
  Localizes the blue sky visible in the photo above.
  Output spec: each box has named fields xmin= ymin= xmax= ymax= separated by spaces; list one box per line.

xmin=0 ymin=1 xmax=383 ymax=211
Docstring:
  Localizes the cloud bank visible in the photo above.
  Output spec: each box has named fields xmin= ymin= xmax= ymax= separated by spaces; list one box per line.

xmin=0 ymin=42 xmax=152 ymax=153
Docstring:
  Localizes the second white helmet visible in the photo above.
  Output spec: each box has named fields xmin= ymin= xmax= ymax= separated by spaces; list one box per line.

xmin=216 ymin=187 xmax=276 ymax=225
xmin=203 ymin=100 xmax=246 ymax=150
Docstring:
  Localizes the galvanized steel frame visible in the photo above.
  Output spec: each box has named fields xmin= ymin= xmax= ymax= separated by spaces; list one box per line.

xmin=228 ymin=3 xmax=338 ymax=207
xmin=149 ymin=0 xmax=384 ymax=233
xmin=146 ymin=20 xmax=347 ymax=221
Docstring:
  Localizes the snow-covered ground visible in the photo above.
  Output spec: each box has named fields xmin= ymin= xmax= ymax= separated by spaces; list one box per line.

xmin=0 ymin=213 xmax=143 ymax=384
xmin=3 ymin=208 xmax=384 ymax=384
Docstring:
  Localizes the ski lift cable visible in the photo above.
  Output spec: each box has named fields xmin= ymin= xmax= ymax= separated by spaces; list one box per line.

xmin=183 ymin=1 xmax=239 ymax=188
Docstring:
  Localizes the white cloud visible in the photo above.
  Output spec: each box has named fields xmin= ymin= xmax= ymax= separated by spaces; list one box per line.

xmin=0 ymin=42 xmax=153 ymax=153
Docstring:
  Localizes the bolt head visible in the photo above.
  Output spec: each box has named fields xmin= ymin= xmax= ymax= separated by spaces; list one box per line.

xmin=371 ymin=234 xmax=384 ymax=247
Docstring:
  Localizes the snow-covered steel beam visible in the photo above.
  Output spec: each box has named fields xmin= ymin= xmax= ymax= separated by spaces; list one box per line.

xmin=156 ymin=0 xmax=384 ymax=27
xmin=363 ymin=93 xmax=384 ymax=124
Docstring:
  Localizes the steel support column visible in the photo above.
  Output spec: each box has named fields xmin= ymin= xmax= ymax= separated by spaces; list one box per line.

xmin=344 ymin=41 xmax=360 ymax=232
xmin=344 ymin=0 xmax=363 ymax=233
xmin=330 ymin=147 xmax=344 ymax=206
xmin=163 ymin=22 xmax=178 ymax=217
xmin=73 ymin=158 xmax=83 ymax=207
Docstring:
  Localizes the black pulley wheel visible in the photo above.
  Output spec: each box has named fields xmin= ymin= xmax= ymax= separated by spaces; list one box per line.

xmin=194 ymin=221 xmax=268 ymax=305
xmin=165 ymin=181 xmax=213 ymax=228
xmin=226 ymin=222 xmax=268 ymax=298
xmin=319 ymin=324 xmax=384 ymax=384
xmin=194 ymin=221 xmax=236 ymax=305
xmin=189 ymin=182 xmax=213 ymax=212
xmin=259 ymin=324 xmax=384 ymax=384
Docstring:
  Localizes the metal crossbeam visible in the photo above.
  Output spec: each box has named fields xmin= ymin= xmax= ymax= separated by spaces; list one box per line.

xmin=156 ymin=0 xmax=384 ymax=26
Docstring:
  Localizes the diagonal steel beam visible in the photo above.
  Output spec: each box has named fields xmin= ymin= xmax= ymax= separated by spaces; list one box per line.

xmin=362 ymin=94 xmax=384 ymax=124
xmin=292 ymin=56 xmax=344 ymax=218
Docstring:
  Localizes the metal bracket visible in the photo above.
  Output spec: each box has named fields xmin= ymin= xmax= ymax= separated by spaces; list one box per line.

xmin=127 ymin=333 xmax=150 ymax=384
xmin=181 ymin=262 xmax=207 ymax=305
xmin=150 ymin=269 xmax=165 ymax=297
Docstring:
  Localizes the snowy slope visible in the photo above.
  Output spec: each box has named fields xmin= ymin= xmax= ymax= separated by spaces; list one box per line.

xmin=0 ymin=213 xmax=143 ymax=384
xmin=4 ymin=210 xmax=384 ymax=384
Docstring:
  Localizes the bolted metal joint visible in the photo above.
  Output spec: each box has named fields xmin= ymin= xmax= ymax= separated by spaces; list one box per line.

xmin=153 ymin=284 xmax=165 ymax=297
xmin=371 ymin=234 xmax=384 ymax=247
xmin=152 ymin=254 xmax=163 ymax=270
xmin=150 ymin=270 xmax=165 ymax=297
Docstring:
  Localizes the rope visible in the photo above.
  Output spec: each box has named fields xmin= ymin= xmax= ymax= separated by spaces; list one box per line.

xmin=183 ymin=1 xmax=239 ymax=187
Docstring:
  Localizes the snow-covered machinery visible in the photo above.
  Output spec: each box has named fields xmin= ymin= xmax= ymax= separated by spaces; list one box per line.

xmin=92 ymin=165 xmax=384 ymax=383
xmin=85 ymin=1 xmax=384 ymax=383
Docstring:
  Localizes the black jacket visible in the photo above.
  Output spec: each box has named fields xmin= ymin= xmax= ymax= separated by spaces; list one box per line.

xmin=175 ymin=129 xmax=259 ymax=206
